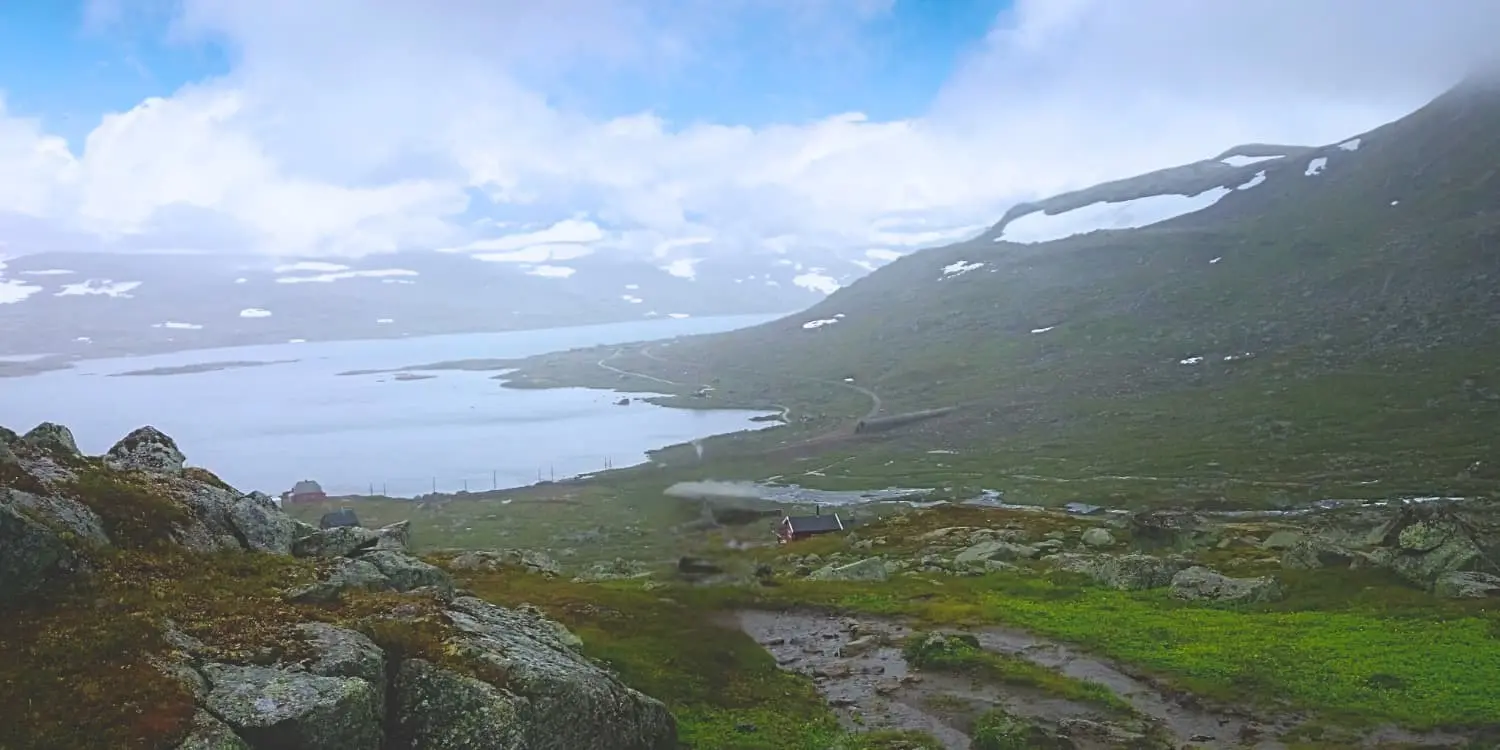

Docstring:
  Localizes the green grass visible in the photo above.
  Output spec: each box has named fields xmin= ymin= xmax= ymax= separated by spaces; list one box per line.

xmin=454 ymin=570 xmax=847 ymax=750
xmin=901 ymin=631 xmax=1130 ymax=713
xmin=715 ymin=569 xmax=1500 ymax=731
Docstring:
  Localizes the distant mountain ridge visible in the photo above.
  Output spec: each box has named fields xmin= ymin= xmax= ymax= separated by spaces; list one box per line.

xmin=0 ymin=244 xmax=892 ymax=361
xmin=512 ymin=76 xmax=1500 ymax=500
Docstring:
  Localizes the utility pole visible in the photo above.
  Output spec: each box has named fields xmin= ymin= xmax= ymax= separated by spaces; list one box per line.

xmin=462 ymin=479 xmax=468 ymax=492
xmin=492 ymin=470 xmax=497 ymax=490
xmin=431 ymin=477 xmax=436 ymax=494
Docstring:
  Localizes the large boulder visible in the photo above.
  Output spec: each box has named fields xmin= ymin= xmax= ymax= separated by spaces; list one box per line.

xmin=410 ymin=596 xmax=678 ymax=750
xmin=1051 ymin=553 xmax=1189 ymax=590
xmin=954 ymin=540 xmax=1039 ymax=565
xmin=229 ymin=492 xmax=297 ymax=555
xmin=294 ymin=526 xmax=381 ymax=559
xmin=200 ymin=663 xmax=383 ymax=750
xmin=358 ymin=550 xmax=454 ymax=595
xmin=174 ymin=710 xmax=252 ymax=750
xmin=22 ymin=422 xmax=80 ymax=459
xmin=1169 ymin=566 xmax=1284 ymax=605
xmin=0 ymin=501 xmax=78 ymax=602
xmin=105 ymin=426 xmax=186 ymax=474
xmin=1433 ymin=571 xmax=1500 ymax=599
xmin=297 ymin=624 xmax=388 ymax=718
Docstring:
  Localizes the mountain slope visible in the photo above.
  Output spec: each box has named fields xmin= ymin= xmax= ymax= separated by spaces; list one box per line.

xmin=507 ymin=77 xmax=1500 ymax=505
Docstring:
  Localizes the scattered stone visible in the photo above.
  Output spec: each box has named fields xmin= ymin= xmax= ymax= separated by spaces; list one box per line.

xmin=1259 ymin=530 xmax=1304 ymax=550
xmin=1170 ymin=566 xmax=1284 ymax=605
xmin=1081 ymin=528 xmax=1116 ymax=547
xmin=296 ymin=623 xmax=388 ymax=718
xmin=1280 ymin=539 xmax=1356 ymax=570
xmin=807 ymin=557 xmax=889 ymax=582
xmin=104 ymin=426 xmax=185 ymax=474
xmin=371 ymin=520 xmax=411 ymax=551
xmin=1051 ymin=553 xmax=1189 ymax=590
xmin=284 ymin=558 xmax=393 ymax=603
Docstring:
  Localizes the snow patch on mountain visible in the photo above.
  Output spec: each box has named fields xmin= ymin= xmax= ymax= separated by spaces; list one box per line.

xmin=376 ymin=318 xmax=394 ymax=324
xmin=152 ymin=321 xmax=203 ymax=330
xmin=621 ymin=295 xmax=643 ymax=304
xmin=942 ymin=260 xmax=984 ymax=278
xmin=275 ymin=261 xmax=349 ymax=273
xmin=1220 ymin=154 xmax=1283 ymax=167
xmin=234 ymin=277 xmax=248 ymax=284
xmin=526 ymin=265 xmax=576 ymax=279
xmin=667 ymin=313 xmax=690 ymax=319
xmin=802 ymin=314 xmax=844 ymax=330
xmin=239 ymin=308 xmax=273 ymax=318
xmin=793 ymin=272 xmax=841 ymax=295
xmin=276 ymin=269 xmax=418 ymax=284
xmin=1237 ymin=170 xmax=1268 ymax=190
xmin=381 ymin=278 xmax=415 ymax=285
xmin=662 ymin=258 xmax=701 ymax=280
xmin=56 ymin=279 xmax=142 ymax=298
xmin=1305 ymin=157 xmax=1329 ymax=176
xmin=999 ymin=187 xmax=1233 ymax=245
xmin=1338 ymin=138 xmax=1362 ymax=152
xmin=0 ymin=260 xmax=43 ymax=304
xmin=473 ymin=243 xmax=595 ymax=263
xmin=625 ymin=283 xmax=640 ymax=290
xmin=20 ymin=269 xmax=73 ymax=276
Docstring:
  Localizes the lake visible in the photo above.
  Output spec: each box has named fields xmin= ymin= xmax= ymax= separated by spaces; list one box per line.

xmin=0 ymin=314 xmax=781 ymax=497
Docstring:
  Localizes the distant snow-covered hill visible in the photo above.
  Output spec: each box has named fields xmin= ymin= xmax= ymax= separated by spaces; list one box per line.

xmin=0 ymin=245 xmax=905 ymax=359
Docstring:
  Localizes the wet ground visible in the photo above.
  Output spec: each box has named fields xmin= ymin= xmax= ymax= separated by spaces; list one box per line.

xmin=735 ymin=610 xmax=1473 ymax=749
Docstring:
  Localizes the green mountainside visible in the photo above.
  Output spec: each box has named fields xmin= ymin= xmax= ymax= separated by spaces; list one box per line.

xmin=498 ymin=77 xmax=1500 ymax=507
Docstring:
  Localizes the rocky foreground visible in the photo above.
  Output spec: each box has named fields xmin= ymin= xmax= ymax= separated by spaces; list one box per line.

xmin=0 ymin=423 xmax=677 ymax=750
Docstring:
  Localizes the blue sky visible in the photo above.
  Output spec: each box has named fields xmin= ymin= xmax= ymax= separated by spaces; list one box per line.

xmin=0 ymin=0 xmax=1010 ymax=149
xmin=0 ymin=0 xmax=1477 ymax=262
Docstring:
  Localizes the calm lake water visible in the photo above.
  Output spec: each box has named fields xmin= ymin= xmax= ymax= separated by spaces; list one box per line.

xmin=0 ymin=314 xmax=781 ymax=497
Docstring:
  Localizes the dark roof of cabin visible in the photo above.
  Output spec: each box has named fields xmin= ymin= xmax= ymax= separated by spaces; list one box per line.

xmin=783 ymin=514 xmax=843 ymax=533
xmin=319 ymin=509 xmax=361 ymax=529
xmin=291 ymin=480 xmax=324 ymax=494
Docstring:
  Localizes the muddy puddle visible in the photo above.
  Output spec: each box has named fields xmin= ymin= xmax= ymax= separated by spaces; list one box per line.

xmin=735 ymin=610 xmax=1472 ymax=749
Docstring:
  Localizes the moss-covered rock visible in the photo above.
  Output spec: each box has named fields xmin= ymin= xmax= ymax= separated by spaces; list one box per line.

xmin=106 ymin=426 xmax=186 ymax=474
xmin=1169 ymin=566 xmax=1284 ymax=605
xmin=22 ymin=422 xmax=80 ymax=460
xmin=201 ymin=664 xmax=383 ymax=750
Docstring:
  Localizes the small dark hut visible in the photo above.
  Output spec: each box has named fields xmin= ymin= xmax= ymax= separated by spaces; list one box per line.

xmin=282 ymin=479 xmax=327 ymax=505
xmin=319 ymin=508 xmax=361 ymax=529
xmin=775 ymin=507 xmax=844 ymax=543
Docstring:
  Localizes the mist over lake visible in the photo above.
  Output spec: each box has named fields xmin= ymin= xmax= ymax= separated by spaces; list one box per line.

xmin=0 ymin=314 xmax=781 ymax=497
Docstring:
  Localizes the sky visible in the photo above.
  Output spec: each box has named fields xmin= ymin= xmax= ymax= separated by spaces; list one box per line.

xmin=0 ymin=0 xmax=1497 ymax=263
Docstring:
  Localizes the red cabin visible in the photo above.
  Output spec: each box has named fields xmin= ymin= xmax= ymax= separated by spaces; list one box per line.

xmin=775 ymin=510 xmax=844 ymax=543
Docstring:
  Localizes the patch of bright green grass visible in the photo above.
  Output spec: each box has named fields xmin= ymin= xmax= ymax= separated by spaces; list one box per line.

xmin=718 ymin=568 xmax=1500 ymax=731
xmin=902 ymin=631 xmax=1129 ymax=712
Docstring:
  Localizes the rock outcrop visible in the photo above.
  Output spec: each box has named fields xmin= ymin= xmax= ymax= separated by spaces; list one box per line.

xmin=0 ymin=422 xmax=679 ymax=750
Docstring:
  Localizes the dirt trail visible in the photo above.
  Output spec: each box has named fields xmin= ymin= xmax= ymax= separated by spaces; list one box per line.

xmin=736 ymin=610 xmax=1475 ymax=750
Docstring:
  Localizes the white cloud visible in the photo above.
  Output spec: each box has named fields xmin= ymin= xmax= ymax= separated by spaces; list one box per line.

xmin=526 ymin=264 xmax=576 ymax=278
xmin=0 ymin=0 xmax=1495 ymax=261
